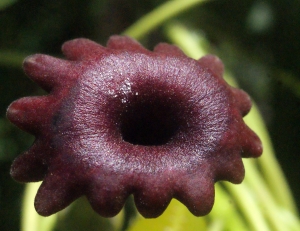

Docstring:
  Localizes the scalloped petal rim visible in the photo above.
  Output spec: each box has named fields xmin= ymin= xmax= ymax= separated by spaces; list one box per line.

xmin=7 ymin=35 xmax=262 ymax=218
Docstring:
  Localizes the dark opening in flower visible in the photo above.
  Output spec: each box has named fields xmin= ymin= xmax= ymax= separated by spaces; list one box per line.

xmin=119 ymin=80 xmax=191 ymax=146
xmin=7 ymin=36 xmax=262 ymax=218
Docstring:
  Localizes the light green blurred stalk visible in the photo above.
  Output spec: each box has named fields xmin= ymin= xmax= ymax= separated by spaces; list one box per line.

xmin=122 ymin=0 xmax=208 ymax=39
xmin=0 ymin=50 xmax=27 ymax=68
xmin=22 ymin=182 xmax=57 ymax=231
xmin=22 ymin=182 xmax=125 ymax=231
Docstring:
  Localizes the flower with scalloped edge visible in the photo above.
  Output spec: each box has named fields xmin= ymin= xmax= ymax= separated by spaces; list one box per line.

xmin=7 ymin=36 xmax=262 ymax=218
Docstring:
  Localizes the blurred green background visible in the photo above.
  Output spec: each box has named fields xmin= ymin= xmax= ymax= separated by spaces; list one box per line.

xmin=0 ymin=0 xmax=299 ymax=230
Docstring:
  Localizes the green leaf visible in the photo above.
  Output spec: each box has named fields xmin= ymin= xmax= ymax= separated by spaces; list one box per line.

xmin=127 ymin=199 xmax=206 ymax=231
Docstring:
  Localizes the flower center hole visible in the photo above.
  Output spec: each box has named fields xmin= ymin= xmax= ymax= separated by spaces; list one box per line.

xmin=120 ymin=99 xmax=182 ymax=146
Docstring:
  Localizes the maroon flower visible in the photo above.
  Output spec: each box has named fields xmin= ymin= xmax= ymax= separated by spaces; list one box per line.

xmin=7 ymin=36 xmax=262 ymax=218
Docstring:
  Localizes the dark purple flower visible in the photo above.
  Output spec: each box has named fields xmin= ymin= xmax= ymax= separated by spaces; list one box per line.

xmin=7 ymin=36 xmax=262 ymax=218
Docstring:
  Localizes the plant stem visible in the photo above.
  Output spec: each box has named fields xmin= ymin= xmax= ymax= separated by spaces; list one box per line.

xmin=244 ymin=104 xmax=299 ymax=215
xmin=0 ymin=50 xmax=27 ymax=68
xmin=224 ymin=182 xmax=271 ymax=231
xmin=209 ymin=184 xmax=250 ymax=231
xmin=243 ymin=159 xmax=299 ymax=231
xmin=122 ymin=0 xmax=208 ymax=39
xmin=206 ymin=219 xmax=223 ymax=231
xmin=165 ymin=22 xmax=208 ymax=58
xmin=21 ymin=183 xmax=57 ymax=231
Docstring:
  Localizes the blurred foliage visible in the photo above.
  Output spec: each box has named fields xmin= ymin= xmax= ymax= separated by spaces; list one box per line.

xmin=0 ymin=0 xmax=300 ymax=230
xmin=0 ymin=0 xmax=17 ymax=10
xmin=127 ymin=199 xmax=206 ymax=231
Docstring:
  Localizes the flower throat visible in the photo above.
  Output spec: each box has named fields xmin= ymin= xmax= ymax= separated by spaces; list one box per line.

xmin=120 ymin=89 xmax=186 ymax=146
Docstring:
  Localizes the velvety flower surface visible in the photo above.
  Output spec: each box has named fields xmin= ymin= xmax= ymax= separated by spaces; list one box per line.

xmin=7 ymin=36 xmax=262 ymax=218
